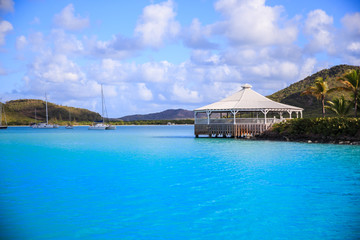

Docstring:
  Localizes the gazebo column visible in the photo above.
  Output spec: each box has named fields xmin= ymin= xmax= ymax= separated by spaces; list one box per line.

xmin=300 ymin=111 xmax=303 ymax=118
xmin=296 ymin=111 xmax=299 ymax=118
xmin=206 ymin=110 xmax=212 ymax=125
xmin=279 ymin=112 xmax=283 ymax=121
xmin=287 ymin=110 xmax=293 ymax=119
xmin=231 ymin=110 xmax=239 ymax=124
xmin=261 ymin=109 xmax=269 ymax=125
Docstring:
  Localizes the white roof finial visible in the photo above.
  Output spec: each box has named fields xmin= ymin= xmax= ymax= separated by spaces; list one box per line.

xmin=242 ymin=84 xmax=252 ymax=89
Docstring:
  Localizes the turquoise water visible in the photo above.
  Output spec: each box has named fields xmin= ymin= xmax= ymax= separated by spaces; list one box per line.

xmin=0 ymin=126 xmax=360 ymax=239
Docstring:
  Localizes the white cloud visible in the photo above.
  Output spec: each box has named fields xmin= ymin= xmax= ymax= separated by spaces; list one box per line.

xmin=141 ymin=61 xmax=172 ymax=82
xmin=53 ymin=4 xmax=89 ymax=31
xmin=249 ymin=61 xmax=298 ymax=79
xmin=0 ymin=0 xmax=14 ymax=12
xmin=191 ymin=50 xmax=221 ymax=65
xmin=135 ymin=0 xmax=180 ymax=48
xmin=304 ymin=9 xmax=334 ymax=53
xmin=0 ymin=20 xmax=13 ymax=45
xmin=85 ymin=34 xmax=141 ymax=59
xmin=16 ymin=35 xmax=27 ymax=50
xmin=158 ymin=94 xmax=166 ymax=101
xmin=51 ymin=29 xmax=84 ymax=54
xmin=347 ymin=42 xmax=360 ymax=53
xmin=341 ymin=12 xmax=360 ymax=37
xmin=30 ymin=54 xmax=85 ymax=84
xmin=299 ymin=58 xmax=316 ymax=80
xmin=338 ymin=13 xmax=360 ymax=64
xmin=28 ymin=32 xmax=46 ymax=51
xmin=171 ymin=83 xmax=202 ymax=103
xmin=137 ymin=83 xmax=153 ymax=101
xmin=22 ymin=53 xmax=98 ymax=101
xmin=205 ymin=64 xmax=242 ymax=82
xmin=183 ymin=18 xmax=217 ymax=49
xmin=89 ymin=58 xmax=136 ymax=83
xmin=213 ymin=0 xmax=298 ymax=46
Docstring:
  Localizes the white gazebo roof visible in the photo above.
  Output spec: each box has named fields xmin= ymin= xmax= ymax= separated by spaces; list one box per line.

xmin=195 ymin=84 xmax=303 ymax=112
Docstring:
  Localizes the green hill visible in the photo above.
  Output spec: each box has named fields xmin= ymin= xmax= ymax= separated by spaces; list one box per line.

xmin=2 ymin=99 xmax=101 ymax=125
xmin=267 ymin=64 xmax=360 ymax=117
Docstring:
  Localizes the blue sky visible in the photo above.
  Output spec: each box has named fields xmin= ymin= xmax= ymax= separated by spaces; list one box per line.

xmin=0 ymin=0 xmax=359 ymax=117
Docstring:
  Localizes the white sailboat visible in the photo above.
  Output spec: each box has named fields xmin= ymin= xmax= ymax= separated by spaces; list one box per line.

xmin=0 ymin=100 xmax=8 ymax=129
xmin=32 ymin=93 xmax=58 ymax=129
xmin=89 ymin=85 xmax=116 ymax=130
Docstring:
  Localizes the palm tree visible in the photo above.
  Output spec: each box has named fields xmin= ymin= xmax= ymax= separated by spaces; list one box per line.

xmin=325 ymin=96 xmax=351 ymax=117
xmin=301 ymin=76 xmax=334 ymax=118
xmin=337 ymin=69 xmax=360 ymax=117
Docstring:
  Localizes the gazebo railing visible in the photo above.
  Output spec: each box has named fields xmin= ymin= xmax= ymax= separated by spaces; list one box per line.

xmin=195 ymin=118 xmax=283 ymax=124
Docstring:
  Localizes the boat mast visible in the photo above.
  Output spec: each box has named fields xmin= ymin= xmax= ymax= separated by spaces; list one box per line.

xmin=45 ymin=93 xmax=48 ymax=124
xmin=0 ymin=101 xmax=2 ymax=126
xmin=101 ymin=84 xmax=104 ymax=123
xmin=3 ymin=104 xmax=6 ymax=126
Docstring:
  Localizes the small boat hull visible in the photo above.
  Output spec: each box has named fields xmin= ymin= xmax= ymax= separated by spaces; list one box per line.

xmin=32 ymin=123 xmax=56 ymax=128
xmin=105 ymin=125 xmax=116 ymax=130
xmin=88 ymin=123 xmax=107 ymax=130
xmin=88 ymin=126 xmax=107 ymax=130
xmin=0 ymin=126 xmax=7 ymax=129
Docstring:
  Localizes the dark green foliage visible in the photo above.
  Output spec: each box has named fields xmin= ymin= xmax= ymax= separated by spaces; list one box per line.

xmin=337 ymin=69 xmax=360 ymax=117
xmin=272 ymin=117 xmax=360 ymax=138
xmin=325 ymin=96 xmax=351 ymax=116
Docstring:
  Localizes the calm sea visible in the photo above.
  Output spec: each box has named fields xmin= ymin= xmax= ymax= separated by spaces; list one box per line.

xmin=0 ymin=126 xmax=360 ymax=239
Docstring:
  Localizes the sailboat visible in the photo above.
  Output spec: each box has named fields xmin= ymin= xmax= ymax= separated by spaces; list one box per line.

xmin=65 ymin=109 xmax=73 ymax=129
xmin=0 ymin=100 xmax=8 ymax=129
xmin=32 ymin=93 xmax=58 ymax=129
xmin=89 ymin=85 xmax=116 ymax=130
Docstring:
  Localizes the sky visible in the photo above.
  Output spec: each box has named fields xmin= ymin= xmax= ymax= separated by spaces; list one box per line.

xmin=0 ymin=0 xmax=359 ymax=117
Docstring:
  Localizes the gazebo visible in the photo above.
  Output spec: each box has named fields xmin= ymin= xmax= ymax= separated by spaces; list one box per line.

xmin=194 ymin=84 xmax=303 ymax=138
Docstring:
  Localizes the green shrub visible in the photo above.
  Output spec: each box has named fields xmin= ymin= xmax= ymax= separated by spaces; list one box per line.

xmin=272 ymin=117 xmax=360 ymax=137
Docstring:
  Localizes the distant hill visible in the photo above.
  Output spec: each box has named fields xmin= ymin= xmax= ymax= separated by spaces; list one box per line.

xmin=267 ymin=64 xmax=360 ymax=117
xmin=3 ymin=99 xmax=101 ymax=125
xmin=119 ymin=109 xmax=194 ymax=121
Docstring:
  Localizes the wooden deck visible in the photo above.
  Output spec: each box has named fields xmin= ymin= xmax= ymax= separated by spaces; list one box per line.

xmin=194 ymin=123 xmax=271 ymax=138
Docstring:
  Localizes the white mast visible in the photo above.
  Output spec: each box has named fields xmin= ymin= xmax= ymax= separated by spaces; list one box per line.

xmin=45 ymin=93 xmax=49 ymax=124
xmin=0 ymin=101 xmax=2 ymax=126
xmin=101 ymin=84 xmax=104 ymax=123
